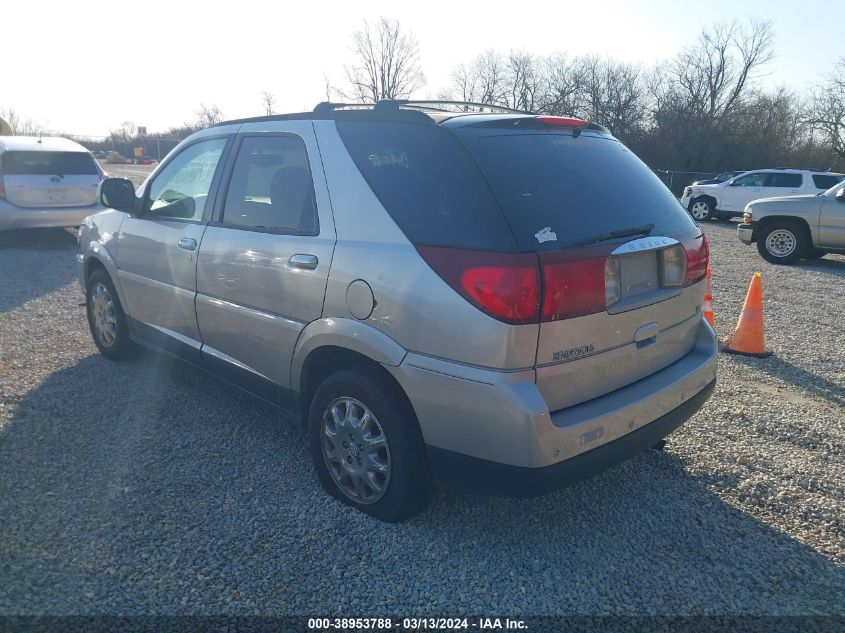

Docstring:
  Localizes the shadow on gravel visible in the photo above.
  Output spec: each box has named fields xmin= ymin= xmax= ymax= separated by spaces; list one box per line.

xmin=796 ymin=256 xmax=845 ymax=278
xmin=0 ymin=228 xmax=78 ymax=251
xmin=0 ymin=229 xmax=79 ymax=313
xmin=730 ymin=354 xmax=845 ymax=409
xmin=1 ymin=352 xmax=844 ymax=616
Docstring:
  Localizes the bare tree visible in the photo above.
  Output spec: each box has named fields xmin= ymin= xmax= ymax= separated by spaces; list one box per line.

xmin=260 ymin=91 xmax=276 ymax=116
xmin=668 ymin=20 xmax=775 ymax=122
xmin=342 ymin=18 xmax=425 ymax=102
xmin=805 ymin=59 xmax=845 ymax=161
xmin=579 ymin=57 xmax=647 ymax=140
xmin=195 ymin=104 xmax=224 ymax=128
xmin=0 ymin=107 xmax=49 ymax=136
xmin=537 ymin=54 xmax=584 ymax=116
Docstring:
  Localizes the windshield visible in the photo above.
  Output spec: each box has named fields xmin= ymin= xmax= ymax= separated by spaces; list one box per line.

xmin=454 ymin=130 xmax=697 ymax=251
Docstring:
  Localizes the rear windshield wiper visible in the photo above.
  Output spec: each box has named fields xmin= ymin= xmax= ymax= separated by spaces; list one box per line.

xmin=571 ymin=224 xmax=654 ymax=247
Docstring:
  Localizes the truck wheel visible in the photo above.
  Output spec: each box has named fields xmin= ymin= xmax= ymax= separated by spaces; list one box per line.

xmin=757 ymin=221 xmax=807 ymax=265
xmin=308 ymin=370 xmax=432 ymax=522
xmin=689 ymin=198 xmax=715 ymax=221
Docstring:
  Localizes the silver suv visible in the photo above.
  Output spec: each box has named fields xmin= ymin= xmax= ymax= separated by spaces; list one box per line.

xmin=77 ymin=101 xmax=717 ymax=521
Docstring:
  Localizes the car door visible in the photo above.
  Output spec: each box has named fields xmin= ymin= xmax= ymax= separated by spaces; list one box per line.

xmin=817 ymin=183 xmax=845 ymax=248
xmin=195 ymin=123 xmax=336 ymax=408
xmin=720 ymin=172 xmax=768 ymax=211
xmin=115 ymin=135 xmax=231 ymax=361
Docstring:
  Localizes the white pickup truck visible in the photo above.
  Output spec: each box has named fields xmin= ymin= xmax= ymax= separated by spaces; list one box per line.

xmin=680 ymin=169 xmax=843 ymax=221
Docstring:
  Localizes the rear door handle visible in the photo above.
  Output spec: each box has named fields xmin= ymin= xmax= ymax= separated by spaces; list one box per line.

xmin=287 ymin=254 xmax=318 ymax=270
xmin=177 ymin=237 xmax=197 ymax=251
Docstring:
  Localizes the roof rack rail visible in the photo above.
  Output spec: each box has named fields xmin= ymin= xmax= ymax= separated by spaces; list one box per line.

xmin=313 ymin=102 xmax=376 ymax=114
xmin=377 ymin=99 xmax=535 ymax=115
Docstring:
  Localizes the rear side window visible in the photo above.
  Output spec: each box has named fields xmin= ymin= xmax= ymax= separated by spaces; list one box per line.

xmin=336 ymin=121 xmax=517 ymax=251
xmin=222 ymin=135 xmax=318 ymax=235
xmin=766 ymin=173 xmax=802 ymax=188
xmin=813 ymin=174 xmax=843 ymax=190
xmin=455 ymin=130 xmax=696 ymax=251
xmin=1 ymin=151 xmax=98 ymax=176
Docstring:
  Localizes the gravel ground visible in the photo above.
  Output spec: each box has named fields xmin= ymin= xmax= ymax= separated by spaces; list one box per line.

xmin=0 ymin=221 xmax=843 ymax=617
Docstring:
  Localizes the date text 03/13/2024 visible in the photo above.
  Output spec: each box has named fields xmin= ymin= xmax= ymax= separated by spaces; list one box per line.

xmin=307 ymin=617 xmax=528 ymax=630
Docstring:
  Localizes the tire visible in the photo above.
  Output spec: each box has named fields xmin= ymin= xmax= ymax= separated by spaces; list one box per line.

xmin=756 ymin=221 xmax=807 ymax=265
xmin=86 ymin=268 xmax=137 ymax=360
xmin=308 ymin=369 xmax=432 ymax=522
xmin=689 ymin=197 xmax=715 ymax=221
xmin=805 ymin=248 xmax=826 ymax=260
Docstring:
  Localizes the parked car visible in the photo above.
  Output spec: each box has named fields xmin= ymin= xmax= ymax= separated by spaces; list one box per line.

xmin=681 ymin=169 xmax=844 ymax=221
xmin=0 ymin=136 xmax=105 ymax=231
xmin=690 ymin=170 xmax=746 ymax=186
xmin=77 ymin=101 xmax=717 ymax=521
xmin=738 ymin=179 xmax=845 ymax=264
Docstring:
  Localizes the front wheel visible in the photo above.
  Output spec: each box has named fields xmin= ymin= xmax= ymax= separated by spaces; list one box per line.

xmin=756 ymin=221 xmax=807 ymax=265
xmin=308 ymin=370 xmax=432 ymax=522
xmin=86 ymin=268 xmax=137 ymax=360
xmin=689 ymin=197 xmax=715 ymax=221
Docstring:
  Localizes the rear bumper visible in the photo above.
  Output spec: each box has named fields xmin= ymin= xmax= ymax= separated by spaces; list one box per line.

xmin=388 ymin=318 xmax=717 ymax=490
xmin=737 ymin=223 xmax=755 ymax=244
xmin=0 ymin=202 xmax=102 ymax=231
xmin=428 ymin=378 xmax=715 ymax=496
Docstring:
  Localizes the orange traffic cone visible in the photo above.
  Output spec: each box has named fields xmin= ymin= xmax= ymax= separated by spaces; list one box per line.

xmin=703 ymin=265 xmax=715 ymax=328
xmin=721 ymin=272 xmax=772 ymax=357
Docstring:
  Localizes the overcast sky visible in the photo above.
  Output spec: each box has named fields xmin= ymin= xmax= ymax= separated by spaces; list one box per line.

xmin=4 ymin=0 xmax=843 ymax=137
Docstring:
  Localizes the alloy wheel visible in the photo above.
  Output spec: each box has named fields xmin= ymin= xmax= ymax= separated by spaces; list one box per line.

xmin=90 ymin=283 xmax=117 ymax=347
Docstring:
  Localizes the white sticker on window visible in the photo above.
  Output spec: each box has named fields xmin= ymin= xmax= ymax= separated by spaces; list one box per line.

xmin=535 ymin=227 xmax=557 ymax=243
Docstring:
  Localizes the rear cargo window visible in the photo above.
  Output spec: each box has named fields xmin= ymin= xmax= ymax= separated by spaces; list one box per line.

xmin=336 ymin=121 xmax=517 ymax=251
xmin=813 ymin=174 xmax=843 ymax=190
xmin=1 ymin=151 xmax=99 ymax=176
xmin=454 ymin=131 xmax=696 ymax=251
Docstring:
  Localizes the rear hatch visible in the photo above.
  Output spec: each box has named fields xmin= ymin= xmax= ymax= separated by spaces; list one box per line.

xmin=336 ymin=115 xmax=707 ymax=412
xmin=453 ymin=119 xmax=708 ymax=411
xmin=1 ymin=150 xmax=101 ymax=208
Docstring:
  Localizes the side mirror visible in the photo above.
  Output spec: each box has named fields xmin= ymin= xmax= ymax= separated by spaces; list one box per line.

xmin=99 ymin=178 xmax=137 ymax=212
xmin=837 ymin=187 xmax=845 ymax=203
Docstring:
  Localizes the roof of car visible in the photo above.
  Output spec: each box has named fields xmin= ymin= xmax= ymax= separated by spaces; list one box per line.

xmin=0 ymin=136 xmax=90 ymax=153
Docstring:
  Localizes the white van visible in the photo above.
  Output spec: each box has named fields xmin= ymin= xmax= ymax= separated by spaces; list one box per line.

xmin=0 ymin=136 xmax=105 ymax=231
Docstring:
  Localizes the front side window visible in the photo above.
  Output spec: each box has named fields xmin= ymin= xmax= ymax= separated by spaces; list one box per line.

xmin=222 ymin=135 xmax=318 ymax=234
xmin=732 ymin=173 xmax=767 ymax=187
xmin=146 ymin=138 xmax=226 ymax=221
xmin=766 ymin=173 xmax=802 ymax=188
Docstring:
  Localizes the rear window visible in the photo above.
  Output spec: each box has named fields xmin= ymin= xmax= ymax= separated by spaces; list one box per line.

xmin=1 ymin=151 xmax=99 ymax=176
xmin=813 ymin=174 xmax=843 ymax=190
xmin=336 ymin=121 xmax=517 ymax=251
xmin=455 ymin=130 xmax=696 ymax=251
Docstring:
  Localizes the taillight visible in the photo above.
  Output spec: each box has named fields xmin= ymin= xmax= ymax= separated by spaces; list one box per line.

xmin=535 ymin=116 xmax=589 ymax=128
xmin=0 ymin=176 xmax=5 ymax=199
xmin=682 ymin=233 xmax=709 ymax=286
xmin=540 ymin=248 xmax=612 ymax=321
xmin=417 ymin=246 xmax=539 ymax=324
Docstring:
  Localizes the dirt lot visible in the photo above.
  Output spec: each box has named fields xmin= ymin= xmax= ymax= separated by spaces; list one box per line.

xmin=0 ymin=220 xmax=843 ymax=616
xmin=99 ymin=162 xmax=155 ymax=187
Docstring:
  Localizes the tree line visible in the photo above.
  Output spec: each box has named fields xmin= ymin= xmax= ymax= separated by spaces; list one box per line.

xmin=333 ymin=18 xmax=845 ymax=174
